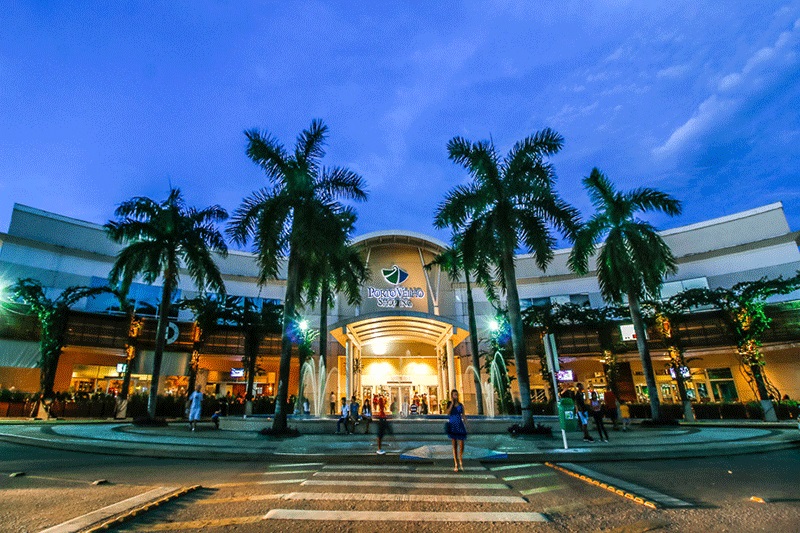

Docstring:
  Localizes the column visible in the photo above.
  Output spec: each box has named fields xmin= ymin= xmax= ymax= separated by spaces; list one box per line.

xmin=345 ymin=339 xmax=353 ymax=401
xmin=436 ymin=347 xmax=445 ymax=414
xmin=446 ymin=337 xmax=456 ymax=392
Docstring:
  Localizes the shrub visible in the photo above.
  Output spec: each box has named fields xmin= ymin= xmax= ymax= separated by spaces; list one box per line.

xmin=775 ymin=401 xmax=799 ymax=420
xmin=627 ymin=403 xmax=651 ymax=419
xmin=745 ymin=401 xmax=763 ymax=420
xmin=693 ymin=403 xmax=721 ymax=419
xmin=719 ymin=402 xmax=748 ymax=419
xmin=508 ymin=423 xmax=553 ymax=437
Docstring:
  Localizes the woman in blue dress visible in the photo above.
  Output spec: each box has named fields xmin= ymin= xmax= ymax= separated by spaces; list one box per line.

xmin=446 ymin=389 xmax=467 ymax=471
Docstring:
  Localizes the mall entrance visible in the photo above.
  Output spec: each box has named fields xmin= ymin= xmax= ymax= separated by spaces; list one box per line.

xmin=331 ymin=311 xmax=469 ymax=416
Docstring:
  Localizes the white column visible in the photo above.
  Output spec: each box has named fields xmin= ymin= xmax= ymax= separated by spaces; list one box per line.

xmin=446 ymin=338 xmax=456 ymax=392
xmin=345 ymin=339 xmax=353 ymax=401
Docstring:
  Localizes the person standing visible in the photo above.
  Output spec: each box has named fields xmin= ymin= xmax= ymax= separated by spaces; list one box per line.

xmin=574 ymin=383 xmax=594 ymax=442
xmin=187 ymin=384 xmax=203 ymax=432
xmin=446 ymin=389 xmax=467 ymax=471
xmin=329 ymin=391 xmax=336 ymax=416
xmin=589 ymin=390 xmax=609 ymax=442
xmin=376 ymin=394 xmax=391 ymax=454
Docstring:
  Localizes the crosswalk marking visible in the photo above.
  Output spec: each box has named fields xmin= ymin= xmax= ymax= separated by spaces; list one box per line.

xmin=121 ymin=516 xmax=263 ymax=530
xmin=313 ymin=471 xmax=496 ymax=480
xmin=282 ymin=492 xmax=528 ymax=503
xmin=322 ymin=464 xmax=487 ymax=472
xmin=520 ymin=485 xmax=565 ymax=495
xmin=239 ymin=470 xmax=316 ymax=476
xmin=263 ymin=510 xmax=548 ymax=522
xmin=268 ymin=462 xmax=324 ymax=469
xmin=302 ymin=479 xmax=509 ymax=490
xmin=196 ymin=494 xmax=284 ymax=504
xmin=489 ymin=463 xmax=543 ymax=471
xmin=502 ymin=472 xmax=557 ymax=481
xmin=211 ymin=478 xmax=307 ymax=488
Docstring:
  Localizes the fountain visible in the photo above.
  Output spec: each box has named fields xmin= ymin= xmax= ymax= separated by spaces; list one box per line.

xmin=300 ymin=357 xmax=337 ymax=416
xmin=465 ymin=365 xmax=496 ymax=417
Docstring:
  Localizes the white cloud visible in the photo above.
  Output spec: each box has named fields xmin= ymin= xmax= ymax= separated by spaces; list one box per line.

xmin=656 ymin=64 xmax=690 ymax=79
xmin=653 ymin=18 xmax=800 ymax=158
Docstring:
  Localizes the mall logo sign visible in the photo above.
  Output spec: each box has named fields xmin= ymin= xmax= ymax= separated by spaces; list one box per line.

xmin=367 ymin=265 xmax=425 ymax=308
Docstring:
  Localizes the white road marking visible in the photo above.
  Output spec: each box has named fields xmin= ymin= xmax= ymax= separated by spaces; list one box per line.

xmin=197 ymin=494 xmax=285 ymax=504
xmin=211 ymin=479 xmax=306 ymax=488
xmin=489 ymin=463 xmax=543 ymax=471
xmin=302 ymin=479 xmax=509 ymax=490
xmin=313 ymin=471 xmax=496 ymax=480
xmin=503 ymin=472 xmax=557 ymax=481
xmin=520 ymin=485 xmax=565 ymax=495
xmin=264 ymin=510 xmax=548 ymax=522
xmin=283 ymin=492 xmax=527 ymax=504
xmin=239 ymin=470 xmax=316 ymax=476
xmin=322 ymin=465 xmax=412 ymax=471
xmin=268 ymin=462 xmax=324 ymax=469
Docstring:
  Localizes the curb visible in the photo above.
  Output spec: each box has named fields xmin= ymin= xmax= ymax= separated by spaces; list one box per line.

xmin=546 ymin=462 xmax=659 ymax=509
xmin=85 ymin=485 xmax=202 ymax=532
xmin=2 ymin=429 xmax=798 ymax=464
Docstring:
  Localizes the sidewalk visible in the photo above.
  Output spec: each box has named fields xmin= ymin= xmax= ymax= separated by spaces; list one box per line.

xmin=0 ymin=418 xmax=797 ymax=463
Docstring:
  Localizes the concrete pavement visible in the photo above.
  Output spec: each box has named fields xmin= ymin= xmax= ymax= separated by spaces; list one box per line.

xmin=0 ymin=416 xmax=797 ymax=463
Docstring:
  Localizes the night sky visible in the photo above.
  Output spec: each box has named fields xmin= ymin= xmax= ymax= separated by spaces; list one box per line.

xmin=2 ymin=2 xmax=799 ymax=249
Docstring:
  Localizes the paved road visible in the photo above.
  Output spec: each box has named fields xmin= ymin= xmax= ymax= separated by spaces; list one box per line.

xmin=1 ymin=441 xmax=799 ymax=532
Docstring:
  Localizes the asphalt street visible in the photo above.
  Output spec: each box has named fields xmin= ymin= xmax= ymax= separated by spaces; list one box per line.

xmin=1 ymin=441 xmax=799 ymax=532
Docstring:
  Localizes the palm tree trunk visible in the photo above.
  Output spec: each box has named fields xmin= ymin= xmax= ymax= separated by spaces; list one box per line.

xmin=502 ymin=249 xmax=534 ymax=427
xmin=319 ymin=283 xmax=329 ymax=370
xmin=465 ymin=274 xmax=484 ymax=415
xmin=148 ymin=274 xmax=173 ymax=419
xmin=272 ymin=248 xmax=301 ymax=432
xmin=627 ymin=292 xmax=661 ymax=421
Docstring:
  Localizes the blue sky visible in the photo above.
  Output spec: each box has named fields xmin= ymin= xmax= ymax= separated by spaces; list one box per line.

xmin=2 ymin=1 xmax=799 ymax=249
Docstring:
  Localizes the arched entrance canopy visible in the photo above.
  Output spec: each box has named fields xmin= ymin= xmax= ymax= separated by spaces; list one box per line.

xmin=330 ymin=310 xmax=469 ymax=350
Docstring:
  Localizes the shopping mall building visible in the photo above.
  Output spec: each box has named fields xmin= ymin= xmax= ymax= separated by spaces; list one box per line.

xmin=1 ymin=202 xmax=799 ymax=413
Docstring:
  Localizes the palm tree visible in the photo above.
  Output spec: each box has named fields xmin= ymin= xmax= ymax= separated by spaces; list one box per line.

xmin=229 ymin=297 xmax=282 ymax=412
xmin=301 ymin=209 xmax=367 ymax=410
xmin=8 ymin=278 xmax=107 ymax=415
xmin=427 ymin=240 xmax=484 ymax=415
xmin=180 ymin=294 xmax=235 ymax=396
xmin=568 ymin=168 xmax=681 ymax=421
xmin=435 ymin=129 xmax=579 ymax=427
xmin=228 ymin=120 xmax=368 ymax=433
xmin=106 ymin=188 xmax=228 ymax=419
xmin=108 ymin=281 xmax=143 ymax=418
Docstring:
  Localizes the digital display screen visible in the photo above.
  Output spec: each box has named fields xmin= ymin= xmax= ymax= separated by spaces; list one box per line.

xmin=230 ymin=368 xmax=245 ymax=378
xmin=668 ymin=366 xmax=691 ymax=379
xmin=556 ymin=369 xmax=574 ymax=382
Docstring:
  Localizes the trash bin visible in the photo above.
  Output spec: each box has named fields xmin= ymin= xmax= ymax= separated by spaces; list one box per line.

xmin=558 ymin=398 xmax=577 ymax=431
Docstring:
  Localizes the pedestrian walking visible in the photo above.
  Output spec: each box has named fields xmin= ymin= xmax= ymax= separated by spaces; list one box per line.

xmin=619 ymin=400 xmax=631 ymax=430
xmin=375 ymin=394 xmax=392 ymax=454
xmin=603 ymin=388 xmax=619 ymax=430
xmin=336 ymin=397 xmax=350 ymax=434
xmin=446 ymin=389 xmax=467 ymax=471
xmin=187 ymin=384 xmax=203 ymax=432
xmin=329 ymin=391 xmax=336 ymax=416
xmin=589 ymin=390 xmax=609 ymax=442
xmin=574 ymin=383 xmax=594 ymax=442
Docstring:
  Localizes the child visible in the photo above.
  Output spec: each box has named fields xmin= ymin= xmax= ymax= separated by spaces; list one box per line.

xmin=619 ymin=400 xmax=631 ymax=431
xmin=211 ymin=407 xmax=221 ymax=429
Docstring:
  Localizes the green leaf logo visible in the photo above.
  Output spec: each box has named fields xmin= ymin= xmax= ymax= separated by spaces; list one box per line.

xmin=381 ymin=265 xmax=409 ymax=285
